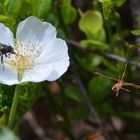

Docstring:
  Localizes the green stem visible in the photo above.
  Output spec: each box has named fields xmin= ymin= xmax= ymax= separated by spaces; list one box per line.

xmin=8 ymin=85 xmax=20 ymax=129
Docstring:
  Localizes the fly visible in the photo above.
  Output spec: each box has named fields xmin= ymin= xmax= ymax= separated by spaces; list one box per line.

xmin=0 ymin=43 xmax=17 ymax=69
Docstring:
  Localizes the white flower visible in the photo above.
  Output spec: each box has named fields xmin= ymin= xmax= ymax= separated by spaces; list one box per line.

xmin=0 ymin=16 xmax=70 ymax=85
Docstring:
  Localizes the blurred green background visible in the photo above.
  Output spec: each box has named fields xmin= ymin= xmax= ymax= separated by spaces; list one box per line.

xmin=0 ymin=0 xmax=140 ymax=140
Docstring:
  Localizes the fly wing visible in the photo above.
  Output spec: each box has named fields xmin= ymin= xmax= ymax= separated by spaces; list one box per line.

xmin=0 ymin=43 xmax=3 ymax=50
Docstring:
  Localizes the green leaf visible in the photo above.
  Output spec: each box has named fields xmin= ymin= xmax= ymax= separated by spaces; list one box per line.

xmin=100 ymin=0 xmax=112 ymax=20
xmin=129 ymin=44 xmax=140 ymax=49
xmin=88 ymin=77 xmax=112 ymax=103
xmin=60 ymin=5 xmax=77 ymax=25
xmin=7 ymin=0 xmax=22 ymax=18
xmin=25 ymin=0 xmax=33 ymax=4
xmin=65 ymin=85 xmax=84 ymax=103
xmin=99 ymin=0 xmax=105 ymax=2
xmin=25 ymin=0 xmax=41 ymax=16
xmin=0 ymin=15 xmax=15 ymax=25
xmin=80 ymin=39 xmax=108 ymax=50
xmin=113 ymin=0 xmax=127 ymax=7
xmin=119 ymin=112 xmax=140 ymax=122
xmin=61 ymin=0 xmax=71 ymax=6
xmin=0 ymin=85 xmax=15 ymax=113
xmin=98 ymin=28 xmax=106 ymax=42
xmin=3 ymin=0 xmax=10 ymax=6
xmin=131 ymin=29 xmax=140 ymax=36
xmin=0 ymin=114 xmax=7 ymax=127
xmin=79 ymin=10 xmax=103 ymax=38
xmin=76 ymin=54 xmax=103 ymax=71
xmin=70 ymin=105 xmax=89 ymax=120
xmin=37 ymin=0 xmax=52 ymax=18
xmin=13 ymin=83 xmax=39 ymax=128
xmin=98 ymin=103 xmax=115 ymax=115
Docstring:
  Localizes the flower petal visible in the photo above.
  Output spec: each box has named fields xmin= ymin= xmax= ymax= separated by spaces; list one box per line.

xmin=35 ymin=38 xmax=69 ymax=81
xmin=0 ymin=64 xmax=18 ymax=85
xmin=16 ymin=16 xmax=57 ymax=51
xmin=21 ymin=38 xmax=69 ymax=82
xmin=21 ymin=64 xmax=54 ymax=83
xmin=0 ymin=23 xmax=14 ymax=47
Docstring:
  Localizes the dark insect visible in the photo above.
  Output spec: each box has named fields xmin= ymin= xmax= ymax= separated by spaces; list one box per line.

xmin=0 ymin=43 xmax=16 ymax=69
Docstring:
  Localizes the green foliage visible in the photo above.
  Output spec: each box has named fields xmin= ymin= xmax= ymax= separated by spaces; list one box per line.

xmin=99 ymin=0 xmax=127 ymax=19
xmin=98 ymin=103 xmax=115 ymax=115
xmin=60 ymin=0 xmax=77 ymax=25
xmin=99 ymin=0 xmax=112 ymax=20
xmin=16 ymin=83 xmax=39 ymax=122
xmin=0 ymin=114 xmax=7 ymax=128
xmin=79 ymin=10 xmax=103 ymax=39
xmin=113 ymin=0 xmax=127 ymax=7
xmin=131 ymin=15 xmax=140 ymax=36
xmin=0 ymin=15 xmax=15 ymax=25
xmin=131 ymin=29 xmax=140 ymax=36
xmin=119 ymin=112 xmax=140 ymax=122
xmin=70 ymin=105 xmax=89 ymax=120
xmin=0 ymin=0 xmax=139 ymax=138
xmin=76 ymin=54 xmax=103 ymax=71
xmin=37 ymin=0 xmax=52 ymax=18
xmin=65 ymin=85 xmax=84 ymax=103
xmin=25 ymin=0 xmax=52 ymax=18
xmin=80 ymin=39 xmax=108 ymax=50
xmin=60 ymin=5 xmax=77 ymax=25
xmin=88 ymin=77 xmax=112 ymax=103
xmin=7 ymin=0 xmax=22 ymax=18
xmin=0 ymin=85 xmax=15 ymax=113
xmin=0 ymin=83 xmax=38 ymax=129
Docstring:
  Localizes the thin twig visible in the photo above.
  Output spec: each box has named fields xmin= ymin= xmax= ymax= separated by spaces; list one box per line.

xmin=70 ymin=58 xmax=107 ymax=138
xmin=103 ymin=53 xmax=140 ymax=67
xmin=66 ymin=39 xmax=140 ymax=68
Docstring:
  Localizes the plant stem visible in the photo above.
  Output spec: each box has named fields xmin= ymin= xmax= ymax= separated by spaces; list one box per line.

xmin=8 ymin=85 xmax=20 ymax=129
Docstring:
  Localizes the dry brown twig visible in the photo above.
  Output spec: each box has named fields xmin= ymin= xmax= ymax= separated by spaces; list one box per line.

xmin=95 ymin=64 xmax=140 ymax=97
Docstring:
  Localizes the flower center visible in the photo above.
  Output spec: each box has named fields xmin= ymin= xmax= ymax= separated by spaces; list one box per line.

xmin=9 ymin=40 xmax=41 ymax=80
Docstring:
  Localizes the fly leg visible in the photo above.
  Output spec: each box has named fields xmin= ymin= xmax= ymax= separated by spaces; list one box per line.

xmin=0 ymin=55 xmax=4 ymax=70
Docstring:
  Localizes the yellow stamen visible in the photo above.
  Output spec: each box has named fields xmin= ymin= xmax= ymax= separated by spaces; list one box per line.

xmin=8 ymin=40 xmax=41 ymax=81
